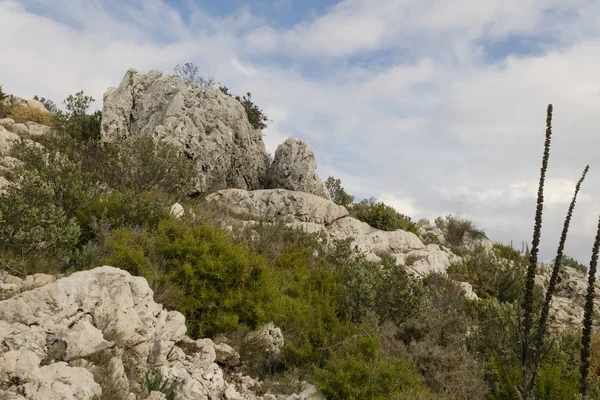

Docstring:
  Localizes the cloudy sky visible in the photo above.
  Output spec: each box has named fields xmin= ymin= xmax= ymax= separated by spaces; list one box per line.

xmin=2 ymin=0 xmax=600 ymax=263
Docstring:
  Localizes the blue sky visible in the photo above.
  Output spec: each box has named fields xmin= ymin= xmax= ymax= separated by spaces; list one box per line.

xmin=3 ymin=0 xmax=600 ymax=263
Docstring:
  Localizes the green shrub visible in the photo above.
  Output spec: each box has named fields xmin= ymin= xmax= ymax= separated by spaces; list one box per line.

xmin=33 ymin=95 xmax=58 ymax=114
xmin=144 ymin=372 xmax=177 ymax=400
xmin=325 ymin=176 xmax=354 ymax=206
xmin=53 ymin=91 xmax=102 ymax=141
xmin=105 ymin=218 xmax=279 ymax=338
xmin=435 ymin=214 xmax=486 ymax=247
xmin=314 ymin=334 xmax=432 ymax=400
xmin=0 ymin=169 xmax=80 ymax=259
xmin=350 ymin=197 xmax=418 ymax=233
xmin=219 ymin=86 xmax=269 ymax=131
xmin=447 ymin=246 xmax=526 ymax=303
xmin=0 ymin=84 xmax=15 ymax=118
xmin=556 ymin=254 xmax=587 ymax=274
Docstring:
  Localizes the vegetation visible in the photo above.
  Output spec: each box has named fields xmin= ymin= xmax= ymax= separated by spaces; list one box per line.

xmin=2 ymin=86 xmax=600 ymax=399
xmin=173 ymin=62 xmax=270 ymax=131
xmin=325 ymin=176 xmax=354 ymax=206
xmin=0 ymin=84 xmax=15 ymax=119
xmin=8 ymin=105 xmax=53 ymax=126
xmin=350 ymin=197 xmax=418 ymax=233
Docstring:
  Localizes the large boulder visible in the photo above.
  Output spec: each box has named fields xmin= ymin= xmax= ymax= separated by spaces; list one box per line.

xmin=0 ymin=266 xmax=322 ymax=400
xmin=205 ymin=188 xmax=348 ymax=225
xmin=267 ymin=137 xmax=330 ymax=200
xmin=101 ymin=69 xmax=269 ymax=193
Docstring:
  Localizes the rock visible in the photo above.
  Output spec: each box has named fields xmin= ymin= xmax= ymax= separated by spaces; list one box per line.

xmin=170 ymin=202 xmax=184 ymax=218
xmin=7 ymin=97 xmax=51 ymax=114
xmin=214 ymin=343 xmax=240 ymax=366
xmin=0 ymin=283 xmax=20 ymax=300
xmin=21 ymin=273 xmax=57 ymax=291
xmin=3 ymin=275 xmax=22 ymax=286
xmin=25 ymin=121 xmax=52 ymax=136
xmin=328 ymin=216 xmax=425 ymax=255
xmin=462 ymin=231 xmax=494 ymax=254
xmin=0 ymin=176 xmax=10 ymax=195
xmin=460 ymin=282 xmax=479 ymax=300
xmin=285 ymin=381 xmax=325 ymax=400
xmin=247 ymin=323 xmax=285 ymax=356
xmin=205 ymin=188 xmax=348 ymax=225
xmin=404 ymin=244 xmax=461 ymax=277
xmin=101 ymin=69 xmax=269 ymax=193
xmin=0 ymin=118 xmax=15 ymax=131
xmin=145 ymin=392 xmax=167 ymax=400
xmin=11 ymin=123 xmax=28 ymax=136
xmin=0 ymin=126 xmax=19 ymax=156
xmin=267 ymin=137 xmax=331 ymax=200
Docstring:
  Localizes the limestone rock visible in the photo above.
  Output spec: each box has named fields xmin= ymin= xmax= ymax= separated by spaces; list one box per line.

xmin=0 ymin=126 xmax=19 ymax=156
xmin=11 ymin=123 xmax=29 ymax=136
xmin=214 ymin=342 xmax=240 ymax=366
xmin=267 ymin=137 xmax=330 ymax=200
xmin=0 ymin=118 xmax=15 ymax=131
xmin=25 ymin=122 xmax=52 ymax=136
xmin=170 ymin=202 xmax=184 ymax=219
xmin=21 ymin=273 xmax=56 ymax=292
xmin=205 ymin=188 xmax=348 ymax=225
xmin=248 ymin=323 xmax=285 ymax=356
xmin=7 ymin=97 xmax=51 ymax=114
xmin=460 ymin=282 xmax=479 ymax=301
xmin=101 ymin=69 xmax=269 ymax=193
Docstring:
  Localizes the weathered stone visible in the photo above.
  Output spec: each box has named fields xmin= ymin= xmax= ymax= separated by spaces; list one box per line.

xmin=267 ymin=137 xmax=330 ymax=200
xmin=170 ymin=202 xmax=184 ymax=218
xmin=11 ymin=123 xmax=28 ymax=136
xmin=101 ymin=69 xmax=269 ymax=193
xmin=0 ymin=126 xmax=19 ymax=156
xmin=21 ymin=273 xmax=57 ymax=291
xmin=214 ymin=343 xmax=240 ymax=366
xmin=25 ymin=122 xmax=52 ymax=136
xmin=205 ymin=188 xmax=348 ymax=225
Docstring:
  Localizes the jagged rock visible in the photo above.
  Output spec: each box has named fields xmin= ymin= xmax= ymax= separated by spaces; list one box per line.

xmin=101 ymin=69 xmax=269 ymax=193
xmin=267 ymin=137 xmax=330 ymax=200
xmin=404 ymin=244 xmax=461 ymax=277
xmin=462 ymin=231 xmax=493 ymax=253
xmin=0 ymin=176 xmax=10 ymax=195
xmin=170 ymin=202 xmax=184 ymax=219
xmin=205 ymin=189 xmax=348 ymax=225
xmin=0 ymin=267 xmax=318 ymax=399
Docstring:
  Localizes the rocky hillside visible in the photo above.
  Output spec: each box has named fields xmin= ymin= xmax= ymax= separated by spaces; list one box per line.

xmin=1 ymin=72 xmax=600 ymax=399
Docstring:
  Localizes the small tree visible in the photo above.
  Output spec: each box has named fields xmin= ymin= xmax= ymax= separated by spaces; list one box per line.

xmin=173 ymin=63 xmax=216 ymax=91
xmin=54 ymin=91 xmax=102 ymax=141
xmin=325 ymin=176 xmax=354 ymax=206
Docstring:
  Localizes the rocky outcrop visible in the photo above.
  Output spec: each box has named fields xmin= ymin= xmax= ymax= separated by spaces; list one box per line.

xmin=207 ymin=188 xmax=461 ymax=276
xmin=205 ymin=188 xmax=348 ymax=225
xmin=3 ymin=97 xmax=51 ymax=115
xmin=267 ymin=138 xmax=330 ymax=200
xmin=101 ymin=69 xmax=269 ymax=194
xmin=0 ymin=267 xmax=323 ymax=400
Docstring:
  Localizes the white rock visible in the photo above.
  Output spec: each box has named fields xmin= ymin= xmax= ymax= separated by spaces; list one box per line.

xmin=0 ymin=126 xmax=19 ymax=156
xmin=170 ymin=202 xmax=184 ymax=218
xmin=268 ymin=137 xmax=331 ymax=200
xmin=25 ymin=121 xmax=52 ymax=136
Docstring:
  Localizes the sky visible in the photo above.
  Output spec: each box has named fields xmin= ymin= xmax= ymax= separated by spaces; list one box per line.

xmin=2 ymin=0 xmax=600 ymax=263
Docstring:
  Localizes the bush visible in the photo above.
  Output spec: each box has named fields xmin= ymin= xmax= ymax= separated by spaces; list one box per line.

xmin=219 ymin=86 xmax=269 ymax=131
xmin=556 ymin=254 xmax=587 ymax=274
xmin=0 ymin=84 xmax=15 ymax=119
xmin=33 ymin=95 xmax=58 ymax=114
xmin=325 ymin=176 xmax=354 ymax=206
xmin=0 ymin=169 xmax=80 ymax=260
xmin=313 ymin=334 xmax=432 ymax=400
xmin=8 ymin=105 xmax=53 ymax=126
xmin=435 ymin=214 xmax=486 ymax=248
xmin=447 ymin=245 xmax=527 ymax=303
xmin=105 ymin=218 xmax=279 ymax=338
xmin=173 ymin=63 xmax=216 ymax=90
xmin=350 ymin=197 xmax=418 ymax=233
xmin=53 ymin=91 xmax=102 ymax=141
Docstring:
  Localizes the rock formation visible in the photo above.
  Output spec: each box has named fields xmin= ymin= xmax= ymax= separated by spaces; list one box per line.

xmin=267 ymin=138 xmax=331 ymax=200
xmin=101 ymin=69 xmax=270 ymax=193
xmin=0 ymin=267 xmax=323 ymax=400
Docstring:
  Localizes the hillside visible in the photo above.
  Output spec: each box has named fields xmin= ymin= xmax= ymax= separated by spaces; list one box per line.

xmin=0 ymin=71 xmax=599 ymax=399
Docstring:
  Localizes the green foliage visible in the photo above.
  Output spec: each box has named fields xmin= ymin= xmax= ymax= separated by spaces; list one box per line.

xmin=447 ymin=245 xmax=526 ymax=303
xmin=53 ymin=91 xmax=102 ymax=141
xmin=0 ymin=169 xmax=80 ymax=259
xmin=0 ymin=84 xmax=15 ymax=119
xmin=144 ymin=372 xmax=177 ymax=400
xmin=313 ymin=334 xmax=432 ymax=400
xmin=434 ymin=214 xmax=486 ymax=248
xmin=105 ymin=218 xmax=279 ymax=337
xmin=220 ymin=86 xmax=269 ymax=131
xmin=350 ymin=197 xmax=418 ymax=233
xmin=556 ymin=254 xmax=588 ymax=274
xmin=325 ymin=176 xmax=354 ymax=206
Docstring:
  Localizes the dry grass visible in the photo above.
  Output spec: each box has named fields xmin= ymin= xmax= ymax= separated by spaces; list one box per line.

xmin=8 ymin=105 xmax=53 ymax=126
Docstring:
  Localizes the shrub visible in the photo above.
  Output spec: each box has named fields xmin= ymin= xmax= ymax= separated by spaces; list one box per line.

xmin=434 ymin=214 xmax=486 ymax=248
xmin=105 ymin=218 xmax=279 ymax=338
xmin=447 ymin=245 xmax=527 ymax=303
xmin=556 ymin=254 xmax=587 ymax=274
xmin=33 ymin=95 xmax=58 ymax=114
xmin=325 ymin=176 xmax=354 ymax=206
xmin=313 ymin=334 xmax=432 ymax=400
xmin=219 ymin=86 xmax=269 ymax=131
xmin=0 ymin=85 xmax=15 ymax=119
xmin=173 ymin=63 xmax=216 ymax=90
xmin=8 ymin=105 xmax=53 ymax=126
xmin=350 ymin=197 xmax=418 ymax=233
xmin=53 ymin=91 xmax=102 ymax=141
xmin=0 ymin=169 xmax=80 ymax=260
